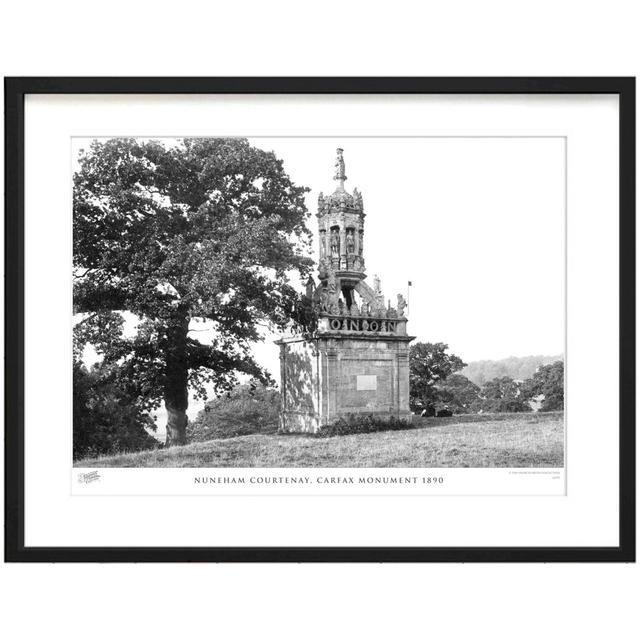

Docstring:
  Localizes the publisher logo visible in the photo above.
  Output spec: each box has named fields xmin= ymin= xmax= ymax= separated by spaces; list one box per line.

xmin=78 ymin=470 xmax=101 ymax=484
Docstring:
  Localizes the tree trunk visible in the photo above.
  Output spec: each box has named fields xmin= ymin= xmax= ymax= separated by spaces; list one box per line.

xmin=164 ymin=315 xmax=189 ymax=447
xmin=165 ymin=398 xmax=188 ymax=446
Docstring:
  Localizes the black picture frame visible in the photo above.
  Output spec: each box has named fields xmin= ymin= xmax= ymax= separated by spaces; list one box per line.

xmin=4 ymin=77 xmax=635 ymax=563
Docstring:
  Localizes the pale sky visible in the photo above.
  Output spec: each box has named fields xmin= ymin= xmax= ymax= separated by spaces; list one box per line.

xmin=74 ymin=136 xmax=565 ymax=423
xmin=249 ymin=137 xmax=565 ymax=377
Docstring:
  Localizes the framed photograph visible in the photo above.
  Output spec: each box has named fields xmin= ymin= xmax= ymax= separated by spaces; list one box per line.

xmin=5 ymin=77 xmax=635 ymax=562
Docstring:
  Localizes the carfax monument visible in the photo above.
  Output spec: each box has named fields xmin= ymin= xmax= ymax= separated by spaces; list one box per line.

xmin=277 ymin=149 xmax=414 ymax=432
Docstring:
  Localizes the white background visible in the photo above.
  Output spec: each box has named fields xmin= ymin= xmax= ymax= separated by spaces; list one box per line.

xmin=1 ymin=2 xmax=638 ymax=640
xmin=27 ymin=93 xmax=612 ymax=537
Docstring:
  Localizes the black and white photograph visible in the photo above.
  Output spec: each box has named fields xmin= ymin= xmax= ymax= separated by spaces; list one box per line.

xmin=2 ymin=4 xmax=639 ymax=640
xmin=72 ymin=137 xmax=565 ymax=472
xmin=6 ymin=78 xmax=632 ymax=563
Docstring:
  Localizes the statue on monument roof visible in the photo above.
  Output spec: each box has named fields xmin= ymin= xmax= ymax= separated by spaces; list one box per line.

xmin=373 ymin=274 xmax=382 ymax=295
xmin=334 ymin=148 xmax=346 ymax=184
xmin=397 ymin=293 xmax=407 ymax=318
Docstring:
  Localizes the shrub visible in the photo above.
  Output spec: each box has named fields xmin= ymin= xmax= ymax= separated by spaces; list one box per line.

xmin=188 ymin=383 xmax=280 ymax=441
xmin=317 ymin=414 xmax=414 ymax=437
xmin=73 ymin=362 xmax=159 ymax=460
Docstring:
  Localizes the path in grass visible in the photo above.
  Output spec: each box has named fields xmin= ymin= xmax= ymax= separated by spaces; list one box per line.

xmin=77 ymin=412 xmax=564 ymax=468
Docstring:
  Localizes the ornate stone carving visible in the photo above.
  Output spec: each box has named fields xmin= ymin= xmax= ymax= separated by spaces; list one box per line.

xmin=373 ymin=274 xmax=382 ymax=295
xmin=353 ymin=187 xmax=363 ymax=210
xmin=318 ymin=149 xmax=363 ymax=214
xmin=346 ymin=228 xmax=355 ymax=254
xmin=318 ymin=285 xmax=328 ymax=312
xmin=397 ymin=293 xmax=407 ymax=317
xmin=279 ymin=147 xmax=413 ymax=434
xmin=350 ymin=255 xmax=362 ymax=271
xmin=314 ymin=150 xmax=403 ymax=325
xmin=327 ymin=269 xmax=337 ymax=296
xmin=305 ymin=277 xmax=315 ymax=299
xmin=354 ymin=280 xmax=384 ymax=313
xmin=334 ymin=148 xmax=346 ymax=183
xmin=325 ymin=268 xmax=340 ymax=315
xmin=318 ymin=258 xmax=328 ymax=280
xmin=330 ymin=228 xmax=339 ymax=257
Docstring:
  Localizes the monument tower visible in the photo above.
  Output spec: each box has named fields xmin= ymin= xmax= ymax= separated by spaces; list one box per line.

xmin=277 ymin=148 xmax=414 ymax=432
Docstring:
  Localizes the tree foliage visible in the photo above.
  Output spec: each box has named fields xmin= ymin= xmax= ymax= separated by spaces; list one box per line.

xmin=462 ymin=354 xmax=563 ymax=386
xmin=73 ymin=138 xmax=313 ymax=446
xmin=478 ymin=376 xmax=532 ymax=413
xmin=523 ymin=360 xmax=564 ymax=411
xmin=188 ymin=383 xmax=280 ymax=441
xmin=438 ymin=374 xmax=482 ymax=414
xmin=73 ymin=362 xmax=159 ymax=460
xmin=409 ymin=343 xmax=564 ymax=416
xmin=409 ymin=342 xmax=466 ymax=413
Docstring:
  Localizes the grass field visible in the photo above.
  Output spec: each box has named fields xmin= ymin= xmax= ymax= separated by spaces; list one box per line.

xmin=76 ymin=411 xmax=564 ymax=468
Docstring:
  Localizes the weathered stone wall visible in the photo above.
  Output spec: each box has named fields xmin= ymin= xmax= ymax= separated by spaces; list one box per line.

xmin=320 ymin=336 xmax=412 ymax=424
xmin=278 ymin=339 xmax=320 ymax=433
xmin=278 ymin=334 xmax=412 ymax=433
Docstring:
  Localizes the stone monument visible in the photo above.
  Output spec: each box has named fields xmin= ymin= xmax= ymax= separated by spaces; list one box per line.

xmin=277 ymin=148 xmax=414 ymax=432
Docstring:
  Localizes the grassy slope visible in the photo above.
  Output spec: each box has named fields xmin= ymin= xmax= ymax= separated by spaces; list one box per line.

xmin=76 ymin=412 xmax=564 ymax=468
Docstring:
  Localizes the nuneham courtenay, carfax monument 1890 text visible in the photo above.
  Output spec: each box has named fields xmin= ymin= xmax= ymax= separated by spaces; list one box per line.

xmin=277 ymin=149 xmax=414 ymax=432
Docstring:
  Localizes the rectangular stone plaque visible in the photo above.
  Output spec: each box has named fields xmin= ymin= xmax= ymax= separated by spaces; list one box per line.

xmin=356 ymin=374 xmax=377 ymax=391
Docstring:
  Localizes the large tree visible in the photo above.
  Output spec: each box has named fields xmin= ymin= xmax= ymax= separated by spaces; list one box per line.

xmin=438 ymin=373 xmax=482 ymax=414
xmin=409 ymin=342 xmax=466 ymax=413
xmin=479 ymin=376 xmax=531 ymax=413
xmin=74 ymin=138 xmax=312 ymax=446
xmin=523 ymin=360 xmax=564 ymax=411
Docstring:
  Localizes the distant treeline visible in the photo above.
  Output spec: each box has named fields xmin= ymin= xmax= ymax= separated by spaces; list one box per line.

xmin=409 ymin=343 xmax=564 ymax=416
xmin=462 ymin=354 xmax=564 ymax=387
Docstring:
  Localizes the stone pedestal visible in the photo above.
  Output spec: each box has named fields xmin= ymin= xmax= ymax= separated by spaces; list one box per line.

xmin=277 ymin=330 xmax=413 ymax=433
xmin=277 ymin=147 xmax=414 ymax=433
